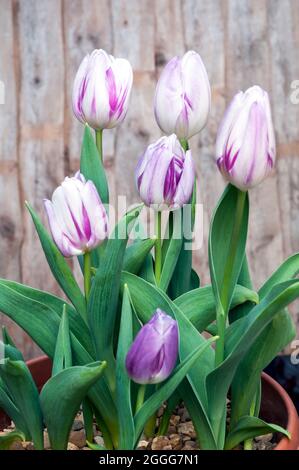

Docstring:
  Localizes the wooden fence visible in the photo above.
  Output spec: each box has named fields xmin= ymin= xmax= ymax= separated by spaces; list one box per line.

xmin=0 ymin=0 xmax=299 ymax=357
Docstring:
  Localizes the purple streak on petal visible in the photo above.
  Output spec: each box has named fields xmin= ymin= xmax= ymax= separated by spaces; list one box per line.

xmin=82 ymin=204 xmax=92 ymax=241
xmin=106 ymin=67 xmax=118 ymax=117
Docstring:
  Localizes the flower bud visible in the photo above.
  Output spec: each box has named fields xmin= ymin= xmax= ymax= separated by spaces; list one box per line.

xmin=72 ymin=49 xmax=133 ymax=130
xmin=44 ymin=172 xmax=108 ymax=257
xmin=126 ymin=309 xmax=179 ymax=384
xmin=135 ymin=134 xmax=195 ymax=210
xmin=216 ymin=85 xmax=276 ymax=191
xmin=154 ymin=50 xmax=211 ymax=139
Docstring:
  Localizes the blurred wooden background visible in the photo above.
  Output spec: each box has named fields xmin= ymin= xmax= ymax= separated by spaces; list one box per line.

xmin=0 ymin=0 xmax=299 ymax=357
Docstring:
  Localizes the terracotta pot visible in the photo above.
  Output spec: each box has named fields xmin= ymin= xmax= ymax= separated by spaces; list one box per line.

xmin=0 ymin=355 xmax=298 ymax=450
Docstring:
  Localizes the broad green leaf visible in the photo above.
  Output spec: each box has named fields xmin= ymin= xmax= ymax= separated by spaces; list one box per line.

xmin=0 ymin=430 xmax=26 ymax=450
xmin=206 ymin=280 xmax=299 ymax=448
xmin=88 ymin=205 xmax=142 ymax=360
xmin=209 ymin=184 xmax=249 ymax=314
xmin=0 ymin=280 xmax=118 ymax=442
xmin=40 ymin=362 xmax=106 ymax=450
xmin=0 ymin=360 xmax=43 ymax=449
xmin=80 ymin=124 xmax=109 ymax=205
xmin=26 ymin=203 xmax=87 ymax=321
xmin=123 ymin=238 xmax=156 ymax=275
xmin=82 ymin=398 xmax=94 ymax=443
xmin=259 ymin=252 xmax=299 ymax=297
xmin=0 ymin=383 xmax=30 ymax=439
xmin=139 ymin=253 xmax=156 ymax=285
xmin=134 ymin=336 xmax=218 ymax=441
xmin=2 ymin=326 xmax=19 ymax=350
xmin=228 ymin=254 xmax=254 ymax=323
xmin=1 ymin=338 xmax=24 ymax=362
xmin=174 ymin=284 xmax=258 ymax=332
xmin=116 ymin=285 xmax=135 ymax=449
xmin=224 ymin=416 xmax=290 ymax=450
xmin=52 ymin=306 xmax=72 ymax=376
xmin=87 ymin=440 xmax=106 ymax=450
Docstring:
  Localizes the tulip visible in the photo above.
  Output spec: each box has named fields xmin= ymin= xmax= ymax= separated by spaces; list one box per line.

xmin=72 ymin=49 xmax=133 ymax=130
xmin=216 ymin=86 xmax=276 ymax=191
xmin=126 ymin=309 xmax=179 ymax=384
xmin=135 ymin=134 xmax=195 ymax=210
xmin=44 ymin=172 xmax=108 ymax=257
xmin=154 ymin=50 xmax=211 ymax=139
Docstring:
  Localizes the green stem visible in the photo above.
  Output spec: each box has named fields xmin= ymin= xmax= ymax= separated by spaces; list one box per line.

xmin=244 ymin=395 xmax=256 ymax=450
xmin=215 ymin=189 xmax=247 ymax=367
xmin=95 ymin=129 xmax=103 ymax=162
xmin=135 ymin=384 xmax=146 ymax=414
xmin=83 ymin=251 xmax=91 ymax=301
xmin=155 ymin=211 xmax=162 ymax=285
xmin=180 ymin=138 xmax=189 ymax=151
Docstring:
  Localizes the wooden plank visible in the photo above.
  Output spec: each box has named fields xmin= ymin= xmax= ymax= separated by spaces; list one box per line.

xmin=18 ymin=0 xmax=65 ymax=305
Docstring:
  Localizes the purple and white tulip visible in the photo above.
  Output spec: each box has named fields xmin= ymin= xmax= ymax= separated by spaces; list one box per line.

xmin=216 ymin=85 xmax=276 ymax=191
xmin=135 ymin=134 xmax=195 ymax=210
xmin=154 ymin=51 xmax=211 ymax=139
xmin=44 ymin=172 xmax=108 ymax=257
xmin=72 ymin=49 xmax=133 ymax=130
xmin=126 ymin=309 xmax=179 ymax=385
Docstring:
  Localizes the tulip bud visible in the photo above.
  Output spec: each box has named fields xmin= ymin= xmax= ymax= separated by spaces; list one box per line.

xmin=72 ymin=49 xmax=133 ymax=130
xmin=44 ymin=172 xmax=108 ymax=257
xmin=135 ymin=134 xmax=195 ymax=210
xmin=126 ymin=309 xmax=179 ymax=384
xmin=154 ymin=50 xmax=211 ymax=139
xmin=216 ymin=86 xmax=276 ymax=191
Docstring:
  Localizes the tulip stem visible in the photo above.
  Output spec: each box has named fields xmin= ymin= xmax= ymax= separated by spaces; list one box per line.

xmin=155 ymin=211 xmax=162 ymax=285
xmin=95 ymin=129 xmax=103 ymax=162
xmin=83 ymin=251 xmax=91 ymax=301
xmin=135 ymin=384 xmax=146 ymax=414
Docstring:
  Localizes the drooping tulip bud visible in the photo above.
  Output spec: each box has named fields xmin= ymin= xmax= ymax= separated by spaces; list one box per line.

xmin=216 ymin=86 xmax=276 ymax=191
xmin=44 ymin=172 xmax=108 ymax=257
xmin=154 ymin=50 xmax=211 ymax=139
xmin=126 ymin=309 xmax=179 ymax=384
xmin=72 ymin=49 xmax=133 ymax=130
xmin=135 ymin=134 xmax=195 ymax=210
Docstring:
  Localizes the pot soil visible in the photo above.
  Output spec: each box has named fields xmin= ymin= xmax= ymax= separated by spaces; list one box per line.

xmin=0 ymin=356 xmax=298 ymax=450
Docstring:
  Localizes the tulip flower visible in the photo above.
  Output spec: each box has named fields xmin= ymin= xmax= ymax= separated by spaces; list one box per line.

xmin=72 ymin=49 xmax=133 ymax=130
xmin=44 ymin=172 xmax=108 ymax=257
xmin=216 ymin=86 xmax=276 ymax=191
xmin=126 ymin=309 xmax=179 ymax=384
xmin=135 ymin=134 xmax=195 ymax=211
xmin=154 ymin=50 xmax=211 ymax=139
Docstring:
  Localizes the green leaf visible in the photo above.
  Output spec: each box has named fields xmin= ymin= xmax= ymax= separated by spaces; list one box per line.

xmin=0 ymin=383 xmax=31 ymax=439
xmin=228 ymin=254 xmax=254 ymax=323
xmin=134 ymin=336 xmax=218 ymax=441
xmin=206 ymin=280 xmax=299 ymax=448
xmin=40 ymin=362 xmax=106 ymax=450
xmin=116 ymin=285 xmax=135 ymax=449
xmin=0 ymin=430 xmax=26 ymax=450
xmin=87 ymin=440 xmax=106 ymax=450
xmin=52 ymin=306 xmax=72 ymax=376
xmin=26 ymin=203 xmax=87 ymax=321
xmin=82 ymin=398 xmax=94 ymax=443
xmin=123 ymin=238 xmax=156 ymax=275
xmin=259 ymin=252 xmax=299 ymax=297
xmin=224 ymin=416 xmax=290 ymax=450
xmin=2 ymin=326 xmax=18 ymax=349
xmin=209 ymin=185 xmax=249 ymax=314
xmin=80 ymin=124 xmax=109 ymax=205
xmin=174 ymin=284 xmax=258 ymax=332
xmin=139 ymin=253 xmax=156 ymax=285
xmin=88 ymin=205 xmax=142 ymax=359
xmin=0 ymin=359 xmax=43 ymax=449
xmin=160 ymin=210 xmax=183 ymax=292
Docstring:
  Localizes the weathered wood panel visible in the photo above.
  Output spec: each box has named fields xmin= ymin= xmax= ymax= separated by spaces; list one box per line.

xmin=0 ymin=0 xmax=298 ymax=357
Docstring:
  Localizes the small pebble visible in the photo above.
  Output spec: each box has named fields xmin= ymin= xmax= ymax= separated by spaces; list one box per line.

xmin=72 ymin=419 xmax=84 ymax=431
xmin=94 ymin=435 xmax=105 ymax=447
xmin=255 ymin=433 xmax=273 ymax=442
xmin=151 ymin=436 xmax=170 ymax=450
xmin=137 ymin=439 xmax=149 ymax=450
xmin=67 ymin=442 xmax=79 ymax=450
xmin=69 ymin=429 xmax=86 ymax=448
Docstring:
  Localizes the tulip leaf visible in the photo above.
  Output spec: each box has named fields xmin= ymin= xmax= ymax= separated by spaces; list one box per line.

xmin=0 ymin=383 xmax=31 ymax=439
xmin=134 ymin=336 xmax=218 ymax=440
xmin=40 ymin=362 xmax=107 ymax=450
xmin=52 ymin=306 xmax=72 ymax=376
xmin=0 ymin=430 xmax=26 ymax=450
xmin=159 ymin=210 xmax=183 ymax=292
xmin=224 ymin=416 xmax=290 ymax=450
xmin=2 ymin=326 xmax=18 ymax=350
xmin=123 ymin=238 xmax=156 ymax=275
xmin=116 ymin=285 xmax=135 ymax=449
xmin=82 ymin=398 xmax=94 ymax=443
xmin=0 ymin=279 xmax=118 ymax=442
xmin=139 ymin=253 xmax=156 ymax=285
xmin=209 ymin=184 xmax=249 ymax=315
xmin=206 ymin=279 xmax=299 ymax=449
xmin=0 ymin=359 xmax=44 ymax=449
xmin=88 ymin=205 xmax=142 ymax=360
xmin=26 ymin=203 xmax=87 ymax=322
xmin=80 ymin=124 xmax=109 ymax=205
